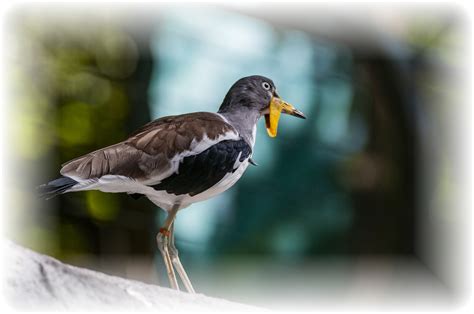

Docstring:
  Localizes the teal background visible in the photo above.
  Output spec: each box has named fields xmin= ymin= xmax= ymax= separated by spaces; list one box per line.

xmin=4 ymin=4 xmax=468 ymax=308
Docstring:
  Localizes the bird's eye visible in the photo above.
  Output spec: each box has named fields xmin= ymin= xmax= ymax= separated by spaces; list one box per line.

xmin=262 ymin=82 xmax=271 ymax=91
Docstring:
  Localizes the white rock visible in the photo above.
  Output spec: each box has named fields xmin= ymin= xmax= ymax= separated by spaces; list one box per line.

xmin=2 ymin=239 xmax=263 ymax=311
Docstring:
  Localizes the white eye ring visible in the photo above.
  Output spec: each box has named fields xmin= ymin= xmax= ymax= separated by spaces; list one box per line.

xmin=262 ymin=82 xmax=271 ymax=91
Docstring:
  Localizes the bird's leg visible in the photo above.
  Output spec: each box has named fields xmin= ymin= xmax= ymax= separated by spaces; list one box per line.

xmin=156 ymin=232 xmax=178 ymax=290
xmin=156 ymin=204 xmax=180 ymax=290
xmin=168 ymin=224 xmax=196 ymax=294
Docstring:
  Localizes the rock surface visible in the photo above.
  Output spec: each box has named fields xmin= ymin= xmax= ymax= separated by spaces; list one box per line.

xmin=2 ymin=240 xmax=261 ymax=311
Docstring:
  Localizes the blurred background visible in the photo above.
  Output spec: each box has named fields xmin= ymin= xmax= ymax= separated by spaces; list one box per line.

xmin=2 ymin=2 xmax=471 ymax=310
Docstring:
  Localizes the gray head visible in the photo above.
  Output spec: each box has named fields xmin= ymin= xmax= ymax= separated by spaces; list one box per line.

xmin=218 ymin=75 xmax=305 ymax=137
xmin=218 ymin=75 xmax=277 ymax=114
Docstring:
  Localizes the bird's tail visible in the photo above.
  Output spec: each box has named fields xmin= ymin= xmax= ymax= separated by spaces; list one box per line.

xmin=37 ymin=176 xmax=78 ymax=199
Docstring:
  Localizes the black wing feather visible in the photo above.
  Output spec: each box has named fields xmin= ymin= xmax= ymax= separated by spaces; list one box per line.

xmin=152 ymin=139 xmax=251 ymax=196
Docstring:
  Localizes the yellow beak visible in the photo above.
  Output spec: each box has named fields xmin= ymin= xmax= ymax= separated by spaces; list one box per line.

xmin=265 ymin=96 xmax=306 ymax=137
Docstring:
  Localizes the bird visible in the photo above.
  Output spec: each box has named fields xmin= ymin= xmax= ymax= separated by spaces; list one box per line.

xmin=38 ymin=75 xmax=306 ymax=293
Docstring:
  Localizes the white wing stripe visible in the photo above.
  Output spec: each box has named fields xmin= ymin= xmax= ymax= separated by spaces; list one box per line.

xmin=141 ymin=130 xmax=240 ymax=185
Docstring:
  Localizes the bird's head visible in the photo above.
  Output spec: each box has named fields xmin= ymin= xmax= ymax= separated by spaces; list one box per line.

xmin=218 ymin=75 xmax=306 ymax=137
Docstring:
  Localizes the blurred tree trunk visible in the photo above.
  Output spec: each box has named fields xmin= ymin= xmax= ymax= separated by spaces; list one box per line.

xmin=348 ymin=53 xmax=418 ymax=255
xmin=116 ymin=24 xmax=158 ymax=255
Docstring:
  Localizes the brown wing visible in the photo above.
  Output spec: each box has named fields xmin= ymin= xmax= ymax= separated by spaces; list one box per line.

xmin=60 ymin=112 xmax=236 ymax=181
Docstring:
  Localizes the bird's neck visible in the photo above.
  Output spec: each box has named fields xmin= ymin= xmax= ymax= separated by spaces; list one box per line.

xmin=218 ymin=108 xmax=261 ymax=149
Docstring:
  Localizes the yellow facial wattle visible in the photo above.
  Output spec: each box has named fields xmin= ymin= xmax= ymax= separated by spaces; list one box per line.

xmin=265 ymin=97 xmax=306 ymax=137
